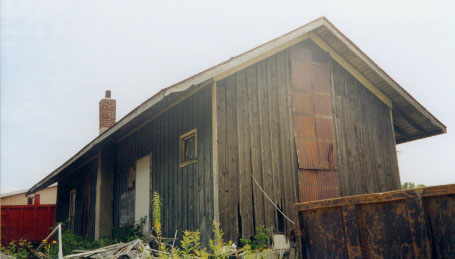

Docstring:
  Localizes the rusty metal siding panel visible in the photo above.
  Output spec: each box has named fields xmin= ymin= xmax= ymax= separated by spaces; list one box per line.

xmin=290 ymin=40 xmax=339 ymax=203
xmin=296 ymin=184 xmax=455 ymax=258
xmin=423 ymin=194 xmax=455 ymax=257
xmin=290 ymin=42 xmax=336 ymax=170
xmin=300 ymin=206 xmax=348 ymax=258
xmin=299 ymin=169 xmax=339 ymax=202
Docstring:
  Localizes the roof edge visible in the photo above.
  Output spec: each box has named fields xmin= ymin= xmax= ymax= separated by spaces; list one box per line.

xmin=28 ymin=16 xmax=447 ymax=194
xmin=27 ymin=17 xmax=327 ymax=194
xmin=319 ymin=18 xmax=447 ymax=132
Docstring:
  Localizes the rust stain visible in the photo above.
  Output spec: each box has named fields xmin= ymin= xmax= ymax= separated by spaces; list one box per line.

xmin=290 ymin=42 xmax=340 ymax=203
xmin=297 ymin=185 xmax=455 ymax=258
xmin=299 ymin=169 xmax=339 ymax=202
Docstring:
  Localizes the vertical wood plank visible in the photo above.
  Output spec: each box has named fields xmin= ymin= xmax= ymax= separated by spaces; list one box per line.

xmin=276 ymin=51 xmax=296 ymax=233
xmin=246 ymin=65 xmax=265 ymax=230
xmin=256 ymin=60 xmax=275 ymax=231
xmin=212 ymin=82 xmax=220 ymax=227
xmin=225 ymin=75 xmax=240 ymax=240
xmin=217 ymin=80 xmax=228 ymax=237
xmin=268 ymin=56 xmax=283 ymax=227
xmin=237 ymin=70 xmax=254 ymax=238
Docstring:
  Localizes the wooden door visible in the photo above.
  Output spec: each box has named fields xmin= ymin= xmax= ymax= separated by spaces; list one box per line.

xmin=135 ymin=155 xmax=151 ymax=233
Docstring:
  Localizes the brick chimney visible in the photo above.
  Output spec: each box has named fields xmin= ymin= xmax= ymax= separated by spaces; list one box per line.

xmin=99 ymin=90 xmax=116 ymax=134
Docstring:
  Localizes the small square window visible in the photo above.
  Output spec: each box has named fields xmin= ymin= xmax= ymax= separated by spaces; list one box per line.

xmin=179 ymin=129 xmax=197 ymax=167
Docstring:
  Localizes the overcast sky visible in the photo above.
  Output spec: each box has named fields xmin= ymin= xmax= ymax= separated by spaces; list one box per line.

xmin=1 ymin=0 xmax=454 ymax=193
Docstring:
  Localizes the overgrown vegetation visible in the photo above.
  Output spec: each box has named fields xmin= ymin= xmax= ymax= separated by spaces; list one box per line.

xmin=401 ymin=182 xmax=426 ymax=189
xmin=112 ymin=216 xmax=146 ymax=242
xmin=0 ymin=239 xmax=36 ymax=259
xmin=1 ymin=192 xmax=275 ymax=258
xmin=240 ymin=226 xmax=272 ymax=251
xmin=149 ymin=192 xmax=272 ymax=258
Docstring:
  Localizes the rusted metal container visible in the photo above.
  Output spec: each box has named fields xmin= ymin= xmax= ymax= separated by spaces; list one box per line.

xmin=1 ymin=204 xmax=56 ymax=245
xmin=296 ymin=184 xmax=455 ymax=258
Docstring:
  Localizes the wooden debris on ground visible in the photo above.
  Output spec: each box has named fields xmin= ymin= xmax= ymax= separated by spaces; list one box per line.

xmin=64 ymin=239 xmax=152 ymax=259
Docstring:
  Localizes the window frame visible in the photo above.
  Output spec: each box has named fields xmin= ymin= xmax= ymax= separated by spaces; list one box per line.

xmin=179 ymin=128 xmax=198 ymax=168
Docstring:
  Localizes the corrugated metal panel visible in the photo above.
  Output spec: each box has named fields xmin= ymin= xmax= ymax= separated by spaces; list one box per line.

xmin=298 ymin=169 xmax=339 ymax=202
xmin=290 ymin=41 xmax=339 ymax=203
xmin=290 ymin=42 xmax=336 ymax=171
xmin=1 ymin=205 xmax=56 ymax=245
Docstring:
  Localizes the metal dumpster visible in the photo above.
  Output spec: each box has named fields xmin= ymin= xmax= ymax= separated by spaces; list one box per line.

xmin=296 ymin=184 xmax=455 ymax=258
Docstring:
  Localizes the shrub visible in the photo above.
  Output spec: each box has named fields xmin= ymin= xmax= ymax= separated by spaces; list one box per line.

xmin=112 ymin=217 xmax=145 ymax=243
xmin=240 ymin=226 xmax=272 ymax=251
xmin=0 ymin=239 xmax=35 ymax=259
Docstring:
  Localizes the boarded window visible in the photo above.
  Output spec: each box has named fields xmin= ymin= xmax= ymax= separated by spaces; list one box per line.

xmin=179 ymin=129 xmax=197 ymax=167
xmin=127 ymin=166 xmax=136 ymax=191
xmin=68 ymin=189 xmax=77 ymax=231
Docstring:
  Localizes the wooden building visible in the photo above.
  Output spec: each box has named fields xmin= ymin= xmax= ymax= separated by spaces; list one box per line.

xmin=28 ymin=17 xmax=445 ymax=245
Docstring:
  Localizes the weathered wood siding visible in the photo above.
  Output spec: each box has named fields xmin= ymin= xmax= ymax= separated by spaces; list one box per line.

xmin=56 ymin=158 xmax=97 ymax=238
xmin=113 ymin=87 xmax=213 ymax=240
xmin=216 ymin=51 xmax=298 ymax=241
xmin=332 ymin=61 xmax=400 ymax=195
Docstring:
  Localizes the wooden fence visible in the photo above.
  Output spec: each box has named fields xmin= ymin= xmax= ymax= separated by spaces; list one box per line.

xmin=296 ymin=184 xmax=455 ymax=258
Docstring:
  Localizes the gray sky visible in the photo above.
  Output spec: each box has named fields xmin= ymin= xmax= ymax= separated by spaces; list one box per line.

xmin=1 ymin=0 xmax=454 ymax=193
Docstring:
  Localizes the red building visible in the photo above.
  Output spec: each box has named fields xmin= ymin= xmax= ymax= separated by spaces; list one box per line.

xmin=0 ymin=185 xmax=56 ymax=245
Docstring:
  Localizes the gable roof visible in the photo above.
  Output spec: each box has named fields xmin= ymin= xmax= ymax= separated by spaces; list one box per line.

xmin=28 ymin=17 xmax=446 ymax=194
